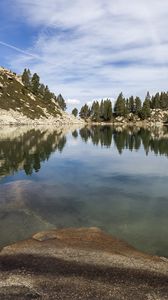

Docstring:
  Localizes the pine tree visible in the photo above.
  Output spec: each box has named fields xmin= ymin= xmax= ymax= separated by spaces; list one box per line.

xmin=128 ymin=96 xmax=135 ymax=113
xmin=114 ymin=93 xmax=126 ymax=116
xmin=99 ymin=100 xmax=104 ymax=120
xmin=79 ymin=104 xmax=90 ymax=119
xmin=39 ymin=83 xmax=45 ymax=96
xmin=146 ymin=91 xmax=151 ymax=101
xmin=151 ymin=92 xmax=160 ymax=109
xmin=160 ymin=92 xmax=168 ymax=110
xmin=103 ymin=99 xmax=112 ymax=121
xmin=22 ymin=68 xmax=31 ymax=88
xmin=57 ymin=94 xmax=67 ymax=111
xmin=145 ymin=91 xmax=151 ymax=107
xmin=125 ymin=99 xmax=129 ymax=116
xmin=134 ymin=97 xmax=142 ymax=116
xmin=140 ymin=94 xmax=151 ymax=119
xmin=91 ymin=101 xmax=100 ymax=121
xmin=44 ymin=85 xmax=51 ymax=101
xmin=31 ymin=73 xmax=40 ymax=95
xmin=72 ymin=108 xmax=78 ymax=117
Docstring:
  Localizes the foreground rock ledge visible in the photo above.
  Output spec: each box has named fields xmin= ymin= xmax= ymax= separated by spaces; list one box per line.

xmin=0 ymin=228 xmax=168 ymax=299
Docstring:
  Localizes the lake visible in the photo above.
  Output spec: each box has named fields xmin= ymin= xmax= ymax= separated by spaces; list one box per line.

xmin=0 ymin=125 xmax=168 ymax=257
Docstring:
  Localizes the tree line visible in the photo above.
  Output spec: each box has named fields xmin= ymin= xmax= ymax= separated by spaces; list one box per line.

xmin=22 ymin=69 xmax=66 ymax=111
xmin=77 ymin=99 xmax=112 ymax=121
xmin=74 ymin=91 xmax=168 ymax=121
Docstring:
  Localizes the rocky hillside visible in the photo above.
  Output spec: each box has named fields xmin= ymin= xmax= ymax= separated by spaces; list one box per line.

xmin=0 ymin=67 xmax=83 ymax=125
xmin=113 ymin=109 xmax=168 ymax=126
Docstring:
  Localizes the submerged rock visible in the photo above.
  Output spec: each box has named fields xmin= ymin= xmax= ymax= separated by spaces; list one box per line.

xmin=0 ymin=227 xmax=168 ymax=299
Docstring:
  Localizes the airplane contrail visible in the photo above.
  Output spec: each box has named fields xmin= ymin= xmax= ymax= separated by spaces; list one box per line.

xmin=0 ymin=41 xmax=39 ymax=58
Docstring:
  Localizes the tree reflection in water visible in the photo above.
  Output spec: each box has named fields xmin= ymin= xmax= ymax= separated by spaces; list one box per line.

xmin=0 ymin=127 xmax=67 ymax=176
xmin=79 ymin=126 xmax=168 ymax=156
xmin=0 ymin=125 xmax=168 ymax=178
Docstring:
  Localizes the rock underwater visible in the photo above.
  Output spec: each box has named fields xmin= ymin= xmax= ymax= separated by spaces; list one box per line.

xmin=0 ymin=227 xmax=168 ymax=299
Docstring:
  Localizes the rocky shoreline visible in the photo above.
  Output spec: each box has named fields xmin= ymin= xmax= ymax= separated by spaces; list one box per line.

xmin=0 ymin=108 xmax=85 ymax=126
xmin=0 ymin=107 xmax=167 ymax=127
xmin=86 ymin=109 xmax=168 ymax=128
xmin=0 ymin=227 xmax=168 ymax=299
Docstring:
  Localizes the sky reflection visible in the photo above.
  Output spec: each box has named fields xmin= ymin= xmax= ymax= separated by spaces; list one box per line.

xmin=0 ymin=125 xmax=168 ymax=257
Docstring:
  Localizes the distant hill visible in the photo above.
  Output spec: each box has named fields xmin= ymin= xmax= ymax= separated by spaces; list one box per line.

xmin=0 ymin=67 xmax=82 ymax=125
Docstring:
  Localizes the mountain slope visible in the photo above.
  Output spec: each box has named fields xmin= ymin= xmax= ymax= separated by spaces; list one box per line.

xmin=0 ymin=67 xmax=83 ymax=125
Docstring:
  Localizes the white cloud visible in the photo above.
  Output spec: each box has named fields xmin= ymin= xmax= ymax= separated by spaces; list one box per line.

xmin=66 ymin=99 xmax=80 ymax=105
xmin=87 ymin=101 xmax=93 ymax=107
xmin=7 ymin=0 xmax=168 ymax=104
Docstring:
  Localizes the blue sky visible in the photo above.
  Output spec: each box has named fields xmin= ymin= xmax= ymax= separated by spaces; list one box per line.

xmin=0 ymin=0 xmax=168 ymax=110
